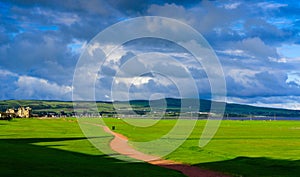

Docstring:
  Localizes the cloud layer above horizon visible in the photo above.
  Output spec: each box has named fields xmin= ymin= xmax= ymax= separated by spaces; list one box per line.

xmin=0 ymin=0 xmax=300 ymax=109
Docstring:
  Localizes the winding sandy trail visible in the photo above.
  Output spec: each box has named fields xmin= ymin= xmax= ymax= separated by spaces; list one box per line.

xmin=88 ymin=122 xmax=231 ymax=177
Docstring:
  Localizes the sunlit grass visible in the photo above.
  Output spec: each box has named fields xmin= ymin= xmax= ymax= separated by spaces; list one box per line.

xmin=102 ymin=118 xmax=300 ymax=176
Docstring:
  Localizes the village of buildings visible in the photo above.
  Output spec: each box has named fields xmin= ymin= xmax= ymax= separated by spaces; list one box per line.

xmin=0 ymin=107 xmax=32 ymax=120
xmin=0 ymin=106 xmax=101 ymax=120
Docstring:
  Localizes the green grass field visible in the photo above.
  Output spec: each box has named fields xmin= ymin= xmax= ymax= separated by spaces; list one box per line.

xmin=101 ymin=118 xmax=300 ymax=177
xmin=1 ymin=118 xmax=300 ymax=177
xmin=0 ymin=118 xmax=183 ymax=177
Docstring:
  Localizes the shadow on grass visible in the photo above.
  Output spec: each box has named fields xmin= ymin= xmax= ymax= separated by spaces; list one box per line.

xmin=0 ymin=138 xmax=184 ymax=177
xmin=197 ymin=156 xmax=300 ymax=177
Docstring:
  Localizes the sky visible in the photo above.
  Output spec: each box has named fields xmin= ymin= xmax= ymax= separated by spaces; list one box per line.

xmin=0 ymin=0 xmax=300 ymax=109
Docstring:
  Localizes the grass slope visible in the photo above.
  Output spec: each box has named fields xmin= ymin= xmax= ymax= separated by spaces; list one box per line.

xmin=0 ymin=118 xmax=184 ymax=177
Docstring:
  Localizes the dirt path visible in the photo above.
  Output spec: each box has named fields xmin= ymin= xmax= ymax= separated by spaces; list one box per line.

xmin=87 ymin=122 xmax=231 ymax=177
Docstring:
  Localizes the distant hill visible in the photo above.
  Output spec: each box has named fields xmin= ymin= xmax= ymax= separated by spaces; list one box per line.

xmin=129 ymin=98 xmax=300 ymax=118
xmin=0 ymin=99 xmax=299 ymax=118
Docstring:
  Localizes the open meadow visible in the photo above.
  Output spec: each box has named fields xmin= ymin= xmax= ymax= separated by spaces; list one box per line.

xmin=102 ymin=118 xmax=300 ymax=177
xmin=1 ymin=118 xmax=300 ymax=177
xmin=0 ymin=118 xmax=183 ymax=177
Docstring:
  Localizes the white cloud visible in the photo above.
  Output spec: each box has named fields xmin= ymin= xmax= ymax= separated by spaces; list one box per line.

xmin=16 ymin=76 xmax=72 ymax=100
xmin=147 ymin=3 xmax=190 ymax=24
xmin=239 ymin=37 xmax=276 ymax=58
xmin=106 ymin=45 xmax=128 ymax=63
xmin=268 ymin=56 xmax=287 ymax=63
xmin=0 ymin=68 xmax=73 ymax=100
xmin=87 ymin=42 xmax=101 ymax=56
xmin=114 ymin=76 xmax=153 ymax=87
xmin=224 ymin=2 xmax=241 ymax=10
xmin=228 ymin=69 xmax=259 ymax=86
xmin=217 ymin=49 xmax=252 ymax=57
xmin=0 ymin=69 xmax=18 ymax=77
xmin=286 ymin=72 xmax=300 ymax=87
xmin=253 ymin=102 xmax=300 ymax=110
xmin=227 ymin=96 xmax=300 ymax=110
xmin=257 ymin=2 xmax=288 ymax=10
xmin=146 ymin=2 xmax=236 ymax=34
xmin=35 ymin=7 xmax=80 ymax=26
